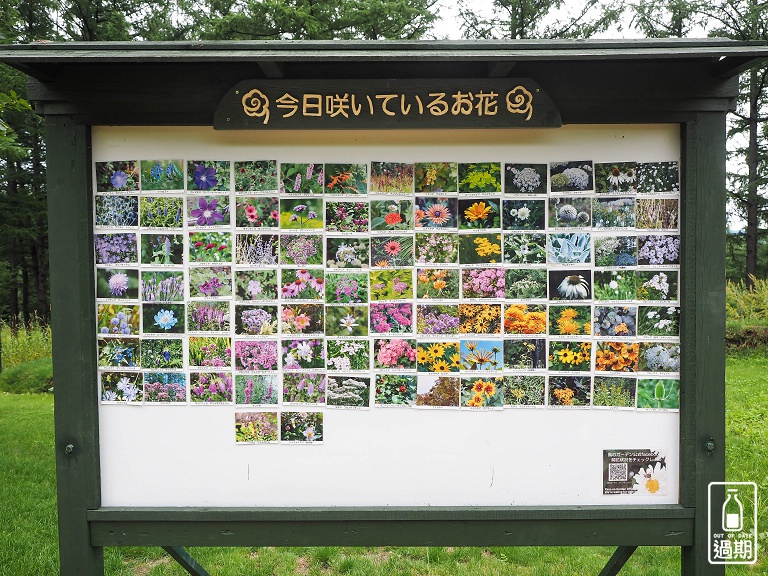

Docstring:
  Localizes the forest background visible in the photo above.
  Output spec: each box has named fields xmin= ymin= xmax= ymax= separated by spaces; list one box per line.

xmin=0 ymin=0 xmax=766 ymax=330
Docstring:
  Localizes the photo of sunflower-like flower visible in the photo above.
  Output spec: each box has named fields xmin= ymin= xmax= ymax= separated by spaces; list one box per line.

xmin=414 ymin=197 xmax=457 ymax=228
xmin=460 ymin=340 xmax=502 ymax=371
xmin=548 ymin=341 xmax=592 ymax=372
xmin=458 ymin=198 xmax=501 ymax=229
xmin=461 ymin=376 xmax=504 ymax=408
xmin=416 ymin=341 xmax=461 ymax=373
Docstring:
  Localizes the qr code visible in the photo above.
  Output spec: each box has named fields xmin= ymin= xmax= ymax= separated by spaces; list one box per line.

xmin=608 ymin=462 xmax=628 ymax=482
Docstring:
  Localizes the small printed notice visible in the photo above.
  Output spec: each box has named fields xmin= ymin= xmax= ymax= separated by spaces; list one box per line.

xmin=603 ymin=449 xmax=667 ymax=495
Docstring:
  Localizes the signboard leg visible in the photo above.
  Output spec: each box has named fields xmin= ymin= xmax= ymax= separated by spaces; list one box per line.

xmin=162 ymin=547 xmax=212 ymax=576
xmin=597 ymin=546 xmax=637 ymax=576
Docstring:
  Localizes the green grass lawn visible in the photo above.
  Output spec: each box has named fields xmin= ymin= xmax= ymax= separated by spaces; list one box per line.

xmin=1 ymin=350 xmax=765 ymax=575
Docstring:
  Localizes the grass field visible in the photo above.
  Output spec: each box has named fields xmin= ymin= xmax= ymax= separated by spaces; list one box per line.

xmin=0 ymin=350 xmax=765 ymax=574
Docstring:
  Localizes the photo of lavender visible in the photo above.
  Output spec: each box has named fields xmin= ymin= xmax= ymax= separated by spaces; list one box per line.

xmin=96 ymin=161 xmax=139 ymax=192
xmin=370 ymin=162 xmax=413 ymax=193
xmin=280 ymin=233 xmax=324 ymax=266
xmin=96 ymin=269 xmax=139 ymax=300
xmin=97 ymin=304 xmax=140 ymax=336
xmin=143 ymin=372 xmax=187 ymax=403
xmin=234 ymin=160 xmax=278 ymax=192
xmin=325 ymin=163 xmax=368 ymax=195
xmin=187 ymin=160 xmax=230 ymax=192
xmin=187 ymin=301 xmax=229 ymax=332
xmin=235 ymin=305 xmax=277 ymax=335
xmin=97 ymin=337 xmax=140 ymax=368
xmin=327 ymin=376 xmax=370 ymax=407
xmin=235 ymin=270 xmax=277 ymax=301
xmin=235 ymin=412 xmax=279 ymax=443
xmin=595 ymin=162 xmax=637 ymax=194
xmin=140 ymin=159 xmax=184 ymax=191
xmin=235 ymin=375 xmax=278 ymax=405
xmin=504 ymin=164 xmax=547 ymax=194
xmin=283 ymin=372 xmax=326 ymax=404
xmin=142 ymin=303 xmax=185 ymax=334
xmin=281 ymin=411 xmax=323 ymax=442
xmin=186 ymin=195 xmax=230 ymax=227
xmin=140 ymin=234 xmax=184 ymax=266
xmin=101 ymin=371 xmax=142 ymax=402
xmin=141 ymin=271 xmax=184 ymax=302
xmin=190 ymin=372 xmax=233 ymax=403
xmin=95 ymin=195 xmax=138 ymax=227
xmin=280 ymin=162 xmax=324 ymax=195
xmin=235 ymin=233 xmax=278 ymax=265
xmin=141 ymin=338 xmax=183 ymax=369
xmin=140 ymin=196 xmax=184 ymax=228
xmin=188 ymin=266 xmax=232 ymax=298
xmin=549 ymin=161 xmax=593 ymax=192
xmin=280 ymin=198 xmax=323 ymax=229
xmin=189 ymin=231 xmax=232 ymax=263
xmin=234 ymin=340 xmax=279 ymax=371
xmin=637 ymin=235 xmax=680 ymax=266
xmin=95 ymin=233 xmax=137 ymax=265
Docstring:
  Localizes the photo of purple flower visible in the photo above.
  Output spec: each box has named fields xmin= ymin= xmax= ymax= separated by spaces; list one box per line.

xmin=235 ymin=305 xmax=277 ymax=335
xmin=187 ymin=160 xmax=230 ymax=192
xmin=98 ymin=304 xmax=140 ymax=336
xmin=283 ymin=372 xmax=326 ymax=404
xmin=235 ymin=234 xmax=278 ymax=266
xmin=143 ymin=373 xmax=187 ymax=403
xmin=95 ymin=233 xmax=137 ymax=264
xmin=370 ymin=303 xmax=413 ymax=334
xmin=96 ymin=161 xmax=139 ymax=192
xmin=187 ymin=301 xmax=229 ymax=332
xmin=279 ymin=198 xmax=323 ymax=229
xmin=416 ymin=304 xmax=459 ymax=335
xmin=282 ymin=339 xmax=325 ymax=370
xmin=95 ymin=195 xmax=138 ymax=227
xmin=188 ymin=196 xmax=229 ymax=226
xmin=141 ymin=271 xmax=185 ymax=302
xmin=101 ymin=371 xmax=143 ymax=403
xmin=280 ymin=234 xmax=324 ymax=266
xmin=325 ymin=201 xmax=369 ymax=233
xmin=637 ymin=235 xmax=680 ymax=266
xmin=141 ymin=160 xmax=184 ymax=191
xmin=234 ymin=340 xmax=279 ymax=371
xmin=96 ymin=269 xmax=139 ymax=299
xmin=190 ymin=372 xmax=233 ymax=403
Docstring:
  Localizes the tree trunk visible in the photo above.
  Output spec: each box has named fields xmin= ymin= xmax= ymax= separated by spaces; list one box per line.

xmin=745 ymin=67 xmax=759 ymax=288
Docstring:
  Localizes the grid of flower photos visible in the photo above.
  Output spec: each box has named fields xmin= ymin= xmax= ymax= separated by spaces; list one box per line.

xmin=93 ymin=157 xmax=681 ymax=444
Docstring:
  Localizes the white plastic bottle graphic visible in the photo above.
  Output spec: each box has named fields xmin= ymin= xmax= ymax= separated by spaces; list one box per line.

xmin=722 ymin=488 xmax=744 ymax=532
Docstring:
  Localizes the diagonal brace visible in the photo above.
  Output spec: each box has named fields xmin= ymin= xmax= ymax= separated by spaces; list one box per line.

xmin=162 ymin=546 xmax=212 ymax=576
xmin=598 ymin=546 xmax=638 ymax=576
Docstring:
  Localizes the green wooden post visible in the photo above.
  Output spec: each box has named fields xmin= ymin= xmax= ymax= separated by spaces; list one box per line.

xmin=47 ymin=115 xmax=104 ymax=575
xmin=680 ymin=113 xmax=727 ymax=576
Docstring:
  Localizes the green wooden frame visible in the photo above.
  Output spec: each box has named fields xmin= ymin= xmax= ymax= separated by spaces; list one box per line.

xmin=3 ymin=40 xmax=767 ymax=576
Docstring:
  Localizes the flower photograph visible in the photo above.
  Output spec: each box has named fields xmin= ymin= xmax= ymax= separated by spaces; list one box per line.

xmin=459 ymin=303 xmax=502 ymax=334
xmin=374 ymin=338 xmax=417 ymax=370
xmin=325 ymin=305 xmax=369 ymax=337
xmin=235 ymin=270 xmax=277 ymax=301
xmin=636 ymin=198 xmax=679 ymax=229
xmin=414 ymin=197 xmax=457 ymax=229
xmin=416 ymin=341 xmax=460 ymax=373
xmin=549 ymin=197 xmax=592 ymax=228
xmin=548 ymin=341 xmax=592 ymax=372
xmin=188 ymin=266 xmax=232 ymax=298
xmin=96 ymin=269 xmax=139 ymax=300
xmin=101 ymin=371 xmax=142 ymax=402
xmin=371 ymin=162 xmax=414 ymax=193
xmin=595 ymin=162 xmax=637 ymax=194
xmin=235 ymin=305 xmax=276 ymax=335
xmin=327 ymin=376 xmax=370 ymax=408
xmin=326 ymin=339 xmax=369 ymax=371
xmin=504 ymin=233 xmax=546 ymax=264
xmin=143 ymin=372 xmax=187 ymax=403
xmin=548 ymin=232 xmax=592 ymax=265
xmin=280 ymin=198 xmax=323 ymax=229
xmin=140 ymin=159 xmax=184 ymax=191
xmin=96 ymin=160 xmax=139 ymax=192
xmin=593 ymin=376 xmax=636 ymax=408
xmin=375 ymin=374 xmax=416 ymax=405
xmin=280 ymin=269 xmax=324 ymax=300
xmin=280 ymin=411 xmax=323 ymax=442
xmin=461 ymin=376 xmax=503 ymax=408
xmin=187 ymin=160 xmax=230 ymax=191
xmin=594 ymin=235 xmax=637 ymax=267
xmin=637 ymin=234 xmax=680 ymax=266
xmin=280 ymin=162 xmax=324 ymax=195
xmin=325 ymin=163 xmax=367 ymax=194
xmin=504 ymin=303 xmax=547 ymax=334
xmin=503 ymin=339 xmax=547 ymax=370
xmin=235 ymin=374 xmax=278 ymax=405
xmin=592 ymin=197 xmax=636 ymax=229
xmin=595 ymin=341 xmax=639 ymax=372
xmin=637 ymin=378 xmax=679 ymax=409
xmin=593 ymin=306 xmax=637 ymax=337
xmin=637 ymin=306 xmax=680 ymax=337
xmin=189 ymin=231 xmax=232 ymax=263
xmin=416 ymin=375 xmax=459 ymax=407
xmin=141 ymin=338 xmax=183 ymax=370
xmin=639 ymin=343 xmax=680 ymax=372
xmin=139 ymin=196 xmax=184 ymax=228
xmin=503 ymin=199 xmax=546 ymax=230
xmin=95 ymin=195 xmax=138 ymax=227
xmin=371 ymin=236 xmax=414 ymax=267
xmin=187 ymin=301 xmax=229 ymax=332
xmin=234 ymin=160 xmax=278 ymax=192
xmin=416 ymin=304 xmax=459 ymax=335
xmin=370 ymin=199 xmax=413 ymax=231
xmin=325 ymin=200 xmax=369 ymax=233
xmin=190 ymin=372 xmax=233 ymax=403
xmin=235 ymin=411 xmax=279 ymax=443
xmin=458 ymin=233 xmax=502 ymax=264
xmin=637 ymin=161 xmax=680 ymax=193
xmin=548 ymin=305 xmax=591 ymax=336
xmin=370 ymin=270 xmax=414 ymax=300
xmin=234 ymin=340 xmax=279 ymax=371
xmin=461 ymin=268 xmax=505 ymax=299
xmin=98 ymin=337 xmax=139 ymax=368
xmin=140 ymin=303 xmax=184 ymax=335
xmin=282 ymin=338 xmax=325 ymax=370
xmin=504 ymin=163 xmax=547 ymax=194
xmin=458 ymin=198 xmax=501 ymax=229
xmin=506 ymin=268 xmax=547 ymax=299
xmin=94 ymin=233 xmax=137 ymax=265
xmin=235 ymin=196 xmax=279 ymax=228
xmin=281 ymin=303 xmax=324 ymax=335
xmin=235 ymin=233 xmax=278 ymax=266
xmin=141 ymin=234 xmax=184 ymax=265
xmin=326 ymin=238 xmax=369 ymax=268
xmin=593 ymin=270 xmax=636 ymax=301
xmin=460 ymin=340 xmax=502 ymax=371
xmin=325 ymin=272 xmax=368 ymax=304
xmin=548 ymin=270 xmax=592 ymax=301
xmin=549 ymin=161 xmax=593 ymax=192
xmin=458 ymin=162 xmax=501 ymax=193
xmin=370 ymin=302 xmax=413 ymax=334
xmin=503 ymin=375 xmax=545 ymax=406
xmin=283 ymin=372 xmax=326 ymax=404
xmin=549 ymin=376 xmax=591 ymax=406
xmin=416 ymin=268 xmax=459 ymax=299
xmin=637 ymin=271 xmax=678 ymax=301
xmin=279 ymin=233 xmax=323 ymax=266
xmin=415 ymin=232 xmax=458 ymax=264
xmin=188 ymin=336 xmax=231 ymax=369
xmin=414 ymin=162 xmax=457 ymax=193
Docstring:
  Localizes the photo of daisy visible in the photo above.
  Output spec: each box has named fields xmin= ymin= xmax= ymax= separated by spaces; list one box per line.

xmin=414 ymin=197 xmax=457 ymax=229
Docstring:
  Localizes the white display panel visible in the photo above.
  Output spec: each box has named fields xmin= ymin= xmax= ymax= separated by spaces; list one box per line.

xmin=94 ymin=125 xmax=680 ymax=506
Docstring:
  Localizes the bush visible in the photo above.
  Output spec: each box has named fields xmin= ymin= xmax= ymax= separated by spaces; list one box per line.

xmin=726 ymin=275 xmax=768 ymax=349
xmin=1 ymin=320 xmax=52 ymax=369
xmin=0 ymin=357 xmax=53 ymax=393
